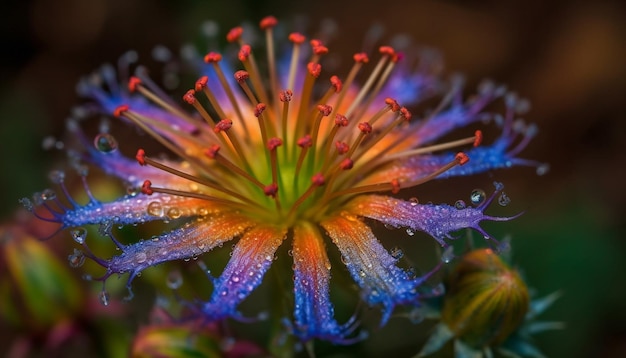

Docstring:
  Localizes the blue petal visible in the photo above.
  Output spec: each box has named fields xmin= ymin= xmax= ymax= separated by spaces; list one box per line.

xmin=200 ymin=225 xmax=286 ymax=320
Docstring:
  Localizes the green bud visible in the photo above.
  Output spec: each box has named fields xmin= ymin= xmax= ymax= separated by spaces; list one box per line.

xmin=441 ymin=248 xmax=529 ymax=347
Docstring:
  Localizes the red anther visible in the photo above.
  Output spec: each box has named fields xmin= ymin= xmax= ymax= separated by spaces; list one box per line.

xmin=297 ymin=134 xmax=312 ymax=148
xmin=183 ymin=90 xmax=196 ymax=104
xmin=400 ymin=107 xmax=412 ymax=121
xmin=330 ymin=75 xmax=342 ymax=92
xmin=195 ymin=76 xmax=208 ymax=91
xmin=317 ymin=104 xmax=332 ymax=116
xmin=214 ymin=119 xmax=233 ymax=133
xmin=391 ymin=179 xmax=400 ymax=194
xmin=259 ymin=16 xmax=278 ymax=30
xmin=473 ymin=130 xmax=483 ymax=147
xmin=334 ymin=114 xmax=348 ymax=127
xmin=358 ymin=122 xmax=373 ymax=134
xmin=204 ymin=52 xmax=222 ymax=63
xmin=313 ymin=45 xmax=329 ymax=56
xmin=288 ymin=32 xmax=306 ymax=44
xmin=263 ymin=183 xmax=279 ymax=197
xmin=379 ymin=46 xmax=396 ymax=56
xmin=335 ymin=141 xmax=349 ymax=155
xmin=135 ymin=149 xmax=146 ymax=166
xmin=310 ymin=39 xmax=323 ymax=48
xmin=307 ymin=62 xmax=322 ymax=78
xmin=238 ymin=44 xmax=251 ymax=62
xmin=128 ymin=76 xmax=141 ymax=92
xmin=455 ymin=152 xmax=470 ymax=165
xmin=279 ymin=90 xmax=293 ymax=102
xmin=311 ymin=173 xmax=325 ymax=186
xmin=234 ymin=70 xmax=250 ymax=83
xmin=254 ymin=103 xmax=267 ymax=117
xmin=226 ymin=26 xmax=243 ymax=43
xmin=113 ymin=105 xmax=129 ymax=118
xmin=385 ymin=98 xmax=400 ymax=112
xmin=204 ymin=144 xmax=221 ymax=159
xmin=353 ymin=52 xmax=369 ymax=63
xmin=141 ymin=180 xmax=153 ymax=195
xmin=340 ymin=158 xmax=354 ymax=170
xmin=267 ymin=137 xmax=283 ymax=151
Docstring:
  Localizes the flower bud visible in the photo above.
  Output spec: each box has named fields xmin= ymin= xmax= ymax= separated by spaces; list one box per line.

xmin=441 ymin=248 xmax=529 ymax=347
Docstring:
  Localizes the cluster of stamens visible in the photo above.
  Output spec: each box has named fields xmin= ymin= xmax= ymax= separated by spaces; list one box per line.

xmin=110 ymin=16 xmax=482 ymax=226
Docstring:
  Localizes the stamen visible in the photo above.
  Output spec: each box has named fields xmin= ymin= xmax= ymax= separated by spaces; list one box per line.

xmin=141 ymin=180 xmax=250 ymax=210
xmin=294 ymin=135 xmax=313 ymax=181
xmin=295 ymin=62 xmax=322 ymax=139
xmin=385 ymin=130 xmax=483 ymax=161
xmin=203 ymin=52 xmax=247 ymax=128
xmin=234 ymin=70 xmax=258 ymax=106
xmin=260 ymin=16 xmax=279 ymax=101
xmin=128 ymin=77 xmax=198 ymax=126
xmin=289 ymin=173 xmax=325 ymax=218
xmin=331 ymin=53 xmax=369 ymax=118
xmin=280 ymin=90 xmax=292 ymax=154
xmin=287 ymin=32 xmax=306 ymax=93
xmin=213 ymin=118 xmax=253 ymax=173
xmin=182 ymin=89 xmax=217 ymax=127
xmin=238 ymin=44 xmax=270 ymax=107
xmin=204 ymin=145 xmax=264 ymax=189
xmin=136 ymin=149 xmax=255 ymax=204
xmin=345 ymin=47 xmax=395 ymax=118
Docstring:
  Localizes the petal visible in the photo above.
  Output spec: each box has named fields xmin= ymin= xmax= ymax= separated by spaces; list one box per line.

xmin=291 ymin=222 xmax=357 ymax=343
xmin=345 ymin=190 xmax=517 ymax=247
xmin=95 ymin=211 xmax=253 ymax=291
xmin=321 ymin=213 xmax=421 ymax=324
xmin=47 ymin=192 xmax=210 ymax=229
xmin=201 ymin=225 xmax=286 ymax=320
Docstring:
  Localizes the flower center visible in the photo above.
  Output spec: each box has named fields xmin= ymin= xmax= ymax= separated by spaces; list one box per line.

xmin=113 ymin=18 xmax=478 ymax=228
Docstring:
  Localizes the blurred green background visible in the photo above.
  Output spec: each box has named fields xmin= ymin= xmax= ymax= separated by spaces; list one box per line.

xmin=1 ymin=0 xmax=625 ymax=357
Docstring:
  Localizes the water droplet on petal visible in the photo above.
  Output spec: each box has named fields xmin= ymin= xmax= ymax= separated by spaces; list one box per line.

xmin=40 ymin=189 xmax=56 ymax=201
xmin=166 ymin=207 xmax=181 ymax=219
xmin=48 ymin=170 xmax=65 ymax=184
xmin=135 ymin=252 xmax=147 ymax=264
xmin=405 ymin=228 xmax=415 ymax=236
xmin=455 ymin=200 xmax=466 ymax=209
xmin=70 ymin=228 xmax=87 ymax=244
xmin=68 ymin=249 xmax=85 ymax=268
xmin=470 ymin=189 xmax=486 ymax=205
xmin=147 ymin=201 xmax=164 ymax=217
xmin=498 ymin=192 xmax=511 ymax=206
xmin=99 ymin=290 xmax=110 ymax=306
xmin=409 ymin=197 xmax=419 ymax=206
xmin=93 ymin=133 xmax=118 ymax=153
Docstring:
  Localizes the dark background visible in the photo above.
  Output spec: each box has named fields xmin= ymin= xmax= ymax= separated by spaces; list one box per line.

xmin=1 ymin=0 xmax=625 ymax=357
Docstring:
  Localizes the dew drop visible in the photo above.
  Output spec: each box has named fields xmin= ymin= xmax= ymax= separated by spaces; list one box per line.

xmin=405 ymin=228 xmax=415 ymax=236
xmin=68 ymin=249 xmax=85 ymax=268
xmin=93 ymin=133 xmax=118 ymax=153
xmin=390 ymin=246 xmax=404 ymax=259
xmin=70 ymin=228 xmax=87 ymax=244
xmin=409 ymin=197 xmax=419 ymax=206
xmin=498 ymin=192 xmax=511 ymax=206
xmin=48 ymin=170 xmax=65 ymax=184
xmin=126 ymin=186 xmax=140 ymax=196
xmin=442 ymin=245 xmax=455 ymax=263
xmin=166 ymin=270 xmax=183 ymax=289
xmin=166 ymin=207 xmax=181 ymax=219
xmin=99 ymin=290 xmax=110 ymax=306
xmin=536 ymin=163 xmax=550 ymax=176
xmin=454 ymin=200 xmax=466 ymax=209
xmin=147 ymin=201 xmax=164 ymax=217
xmin=470 ymin=189 xmax=486 ymax=205
xmin=40 ymin=189 xmax=56 ymax=201
xmin=135 ymin=252 xmax=147 ymax=264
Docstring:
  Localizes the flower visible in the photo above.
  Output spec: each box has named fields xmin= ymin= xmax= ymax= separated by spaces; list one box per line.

xmin=23 ymin=16 xmax=542 ymax=343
